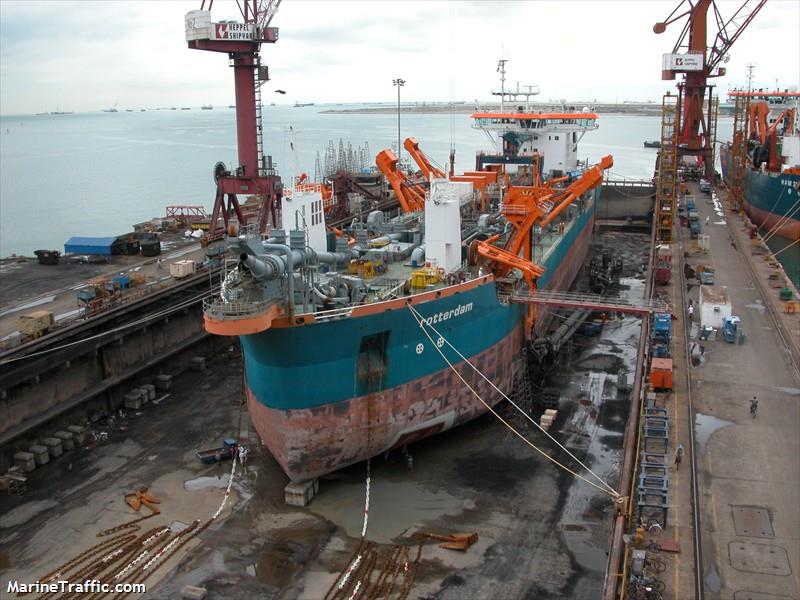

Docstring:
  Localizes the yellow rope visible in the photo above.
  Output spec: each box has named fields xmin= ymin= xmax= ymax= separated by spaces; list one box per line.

xmin=408 ymin=303 xmax=619 ymax=495
xmin=406 ymin=303 xmax=619 ymax=498
xmin=772 ymin=237 xmax=800 ymax=257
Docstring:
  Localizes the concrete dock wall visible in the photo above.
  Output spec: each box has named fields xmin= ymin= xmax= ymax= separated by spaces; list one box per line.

xmin=0 ymin=297 xmax=228 ymax=472
xmin=599 ymin=181 xmax=655 ymax=220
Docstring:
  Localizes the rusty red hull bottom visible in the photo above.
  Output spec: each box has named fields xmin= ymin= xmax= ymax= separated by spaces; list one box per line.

xmin=247 ymin=325 xmax=525 ymax=482
xmin=246 ymin=207 xmax=595 ymax=482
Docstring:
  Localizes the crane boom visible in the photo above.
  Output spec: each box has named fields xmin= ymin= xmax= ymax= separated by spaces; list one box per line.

xmin=476 ymin=155 xmax=613 ymax=283
xmin=404 ymin=138 xmax=445 ymax=179
xmin=403 ymin=137 xmax=500 ymax=210
xmin=375 ymin=149 xmax=426 ymax=212
xmin=654 ymin=0 xmax=766 ymax=178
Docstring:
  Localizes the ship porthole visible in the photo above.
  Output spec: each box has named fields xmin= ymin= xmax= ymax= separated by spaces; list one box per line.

xmin=295 ymin=317 xmax=305 ymax=325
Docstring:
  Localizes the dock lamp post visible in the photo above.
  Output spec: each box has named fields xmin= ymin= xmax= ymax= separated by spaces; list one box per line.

xmin=393 ymin=78 xmax=405 ymax=162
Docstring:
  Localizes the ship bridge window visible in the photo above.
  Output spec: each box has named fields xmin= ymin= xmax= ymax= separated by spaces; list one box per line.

xmin=356 ymin=331 xmax=390 ymax=394
xmin=554 ymin=135 xmax=559 ymax=141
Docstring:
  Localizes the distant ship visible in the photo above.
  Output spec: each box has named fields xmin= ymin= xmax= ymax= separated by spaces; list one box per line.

xmin=228 ymin=105 xmax=236 ymax=108
xmin=50 ymin=110 xmax=73 ymax=115
xmin=171 ymin=107 xmax=177 ymax=110
xmin=103 ymin=103 xmax=119 ymax=113
xmin=720 ymin=90 xmax=800 ymax=241
xmin=125 ymin=109 xmax=134 ymax=112
xmin=294 ymin=101 xmax=315 ymax=107
xmin=201 ymin=104 xmax=213 ymax=110
xmin=181 ymin=107 xmax=191 ymax=110
xmin=643 ymin=140 xmax=661 ymax=148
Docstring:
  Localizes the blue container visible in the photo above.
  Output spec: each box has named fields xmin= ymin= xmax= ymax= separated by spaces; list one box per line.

xmin=77 ymin=289 xmax=96 ymax=303
xmin=113 ymin=275 xmax=130 ymax=289
xmin=652 ymin=313 xmax=672 ymax=344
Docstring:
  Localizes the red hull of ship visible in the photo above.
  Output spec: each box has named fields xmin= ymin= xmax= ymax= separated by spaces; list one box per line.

xmin=249 ymin=215 xmax=594 ymax=482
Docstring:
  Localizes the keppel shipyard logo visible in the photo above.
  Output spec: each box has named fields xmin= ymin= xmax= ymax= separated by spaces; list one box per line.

xmin=423 ymin=302 xmax=474 ymax=325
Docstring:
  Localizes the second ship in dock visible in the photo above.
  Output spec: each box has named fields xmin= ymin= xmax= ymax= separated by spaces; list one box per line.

xmin=203 ymin=67 xmax=612 ymax=482
xmin=720 ymin=90 xmax=800 ymax=241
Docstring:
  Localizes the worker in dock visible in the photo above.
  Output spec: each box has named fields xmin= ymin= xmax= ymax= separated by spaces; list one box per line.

xmin=688 ymin=303 xmax=694 ymax=320
xmin=750 ymin=396 xmax=758 ymax=418
xmin=674 ymin=443 xmax=684 ymax=468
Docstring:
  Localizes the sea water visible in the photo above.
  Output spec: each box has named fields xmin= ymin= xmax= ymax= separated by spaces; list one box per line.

xmin=1 ymin=108 xmax=796 ymax=286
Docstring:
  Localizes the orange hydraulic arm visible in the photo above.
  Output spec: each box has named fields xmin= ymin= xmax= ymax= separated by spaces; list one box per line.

xmin=476 ymin=154 xmax=613 ymax=283
xmin=404 ymin=137 xmax=445 ymax=179
xmin=375 ymin=149 xmax=426 ymax=212
xmin=475 ymin=235 xmax=545 ymax=290
xmin=539 ymin=154 xmax=613 ymax=227
xmin=749 ymin=101 xmax=769 ymax=144
xmin=405 ymin=137 xmax=500 ymax=210
xmin=766 ymin=108 xmax=796 ymax=172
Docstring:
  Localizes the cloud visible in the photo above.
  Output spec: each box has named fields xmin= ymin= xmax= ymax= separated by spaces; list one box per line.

xmin=0 ymin=0 xmax=797 ymax=115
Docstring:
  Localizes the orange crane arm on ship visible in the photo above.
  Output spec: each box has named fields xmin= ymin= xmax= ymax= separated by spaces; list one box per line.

xmin=749 ymin=101 xmax=770 ymax=145
xmin=404 ymin=138 xmax=499 ymax=210
xmin=375 ymin=149 xmax=426 ymax=212
xmin=748 ymin=102 xmax=796 ymax=172
xmin=476 ymin=154 xmax=613 ymax=283
xmin=404 ymin=137 xmax=445 ymax=179
xmin=539 ymin=154 xmax=613 ymax=227
xmin=766 ymin=108 xmax=795 ymax=173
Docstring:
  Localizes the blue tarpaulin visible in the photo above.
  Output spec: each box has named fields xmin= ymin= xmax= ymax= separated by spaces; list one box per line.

xmin=64 ymin=236 xmax=119 ymax=255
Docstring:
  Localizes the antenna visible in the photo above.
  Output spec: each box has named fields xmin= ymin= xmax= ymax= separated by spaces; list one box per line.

xmin=746 ymin=63 xmax=755 ymax=91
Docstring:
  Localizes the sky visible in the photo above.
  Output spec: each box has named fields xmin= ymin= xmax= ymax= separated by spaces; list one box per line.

xmin=0 ymin=0 xmax=798 ymax=115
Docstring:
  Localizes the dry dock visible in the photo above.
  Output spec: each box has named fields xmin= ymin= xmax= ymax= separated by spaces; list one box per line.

xmin=0 ymin=232 xmax=651 ymax=599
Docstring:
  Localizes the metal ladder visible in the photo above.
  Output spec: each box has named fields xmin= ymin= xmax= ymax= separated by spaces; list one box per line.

xmin=254 ymin=60 xmax=265 ymax=176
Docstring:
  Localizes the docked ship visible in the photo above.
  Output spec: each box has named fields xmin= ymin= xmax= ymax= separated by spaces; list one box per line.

xmin=720 ymin=90 xmax=800 ymax=241
xmin=203 ymin=67 xmax=612 ymax=482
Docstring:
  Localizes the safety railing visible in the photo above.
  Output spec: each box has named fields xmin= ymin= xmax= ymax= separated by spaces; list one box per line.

xmin=310 ymin=306 xmax=355 ymax=322
xmin=203 ymin=297 xmax=275 ymax=320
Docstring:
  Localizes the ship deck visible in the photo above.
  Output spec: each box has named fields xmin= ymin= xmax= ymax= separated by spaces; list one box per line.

xmin=322 ymin=218 xmax=577 ymax=307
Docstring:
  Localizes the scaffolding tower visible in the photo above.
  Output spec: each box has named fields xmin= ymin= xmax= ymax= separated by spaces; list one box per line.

xmin=655 ymin=93 xmax=680 ymax=242
xmin=709 ymin=93 xmax=719 ymax=177
xmin=728 ymin=92 xmax=751 ymax=214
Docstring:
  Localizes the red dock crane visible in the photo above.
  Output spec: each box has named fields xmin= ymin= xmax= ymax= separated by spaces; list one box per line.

xmin=185 ymin=0 xmax=283 ymax=239
xmin=654 ymin=0 xmax=766 ymax=178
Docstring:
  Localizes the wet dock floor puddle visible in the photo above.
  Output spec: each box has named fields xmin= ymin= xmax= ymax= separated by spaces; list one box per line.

xmin=308 ymin=479 xmax=467 ymax=544
xmin=693 ymin=412 xmax=733 ymax=453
